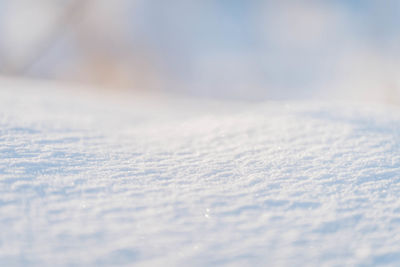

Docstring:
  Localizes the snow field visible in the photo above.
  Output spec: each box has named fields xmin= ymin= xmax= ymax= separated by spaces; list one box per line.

xmin=1 ymin=81 xmax=400 ymax=266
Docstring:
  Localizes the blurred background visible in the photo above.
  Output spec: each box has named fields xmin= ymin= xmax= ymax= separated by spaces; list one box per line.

xmin=0 ymin=0 xmax=399 ymax=103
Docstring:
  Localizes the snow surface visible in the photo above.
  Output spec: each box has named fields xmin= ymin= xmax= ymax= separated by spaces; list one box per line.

xmin=1 ymin=80 xmax=400 ymax=266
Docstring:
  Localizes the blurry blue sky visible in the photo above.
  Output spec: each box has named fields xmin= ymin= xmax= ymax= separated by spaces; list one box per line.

xmin=0 ymin=0 xmax=399 ymax=102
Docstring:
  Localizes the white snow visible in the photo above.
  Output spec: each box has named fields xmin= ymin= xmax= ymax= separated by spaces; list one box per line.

xmin=1 ymin=79 xmax=400 ymax=266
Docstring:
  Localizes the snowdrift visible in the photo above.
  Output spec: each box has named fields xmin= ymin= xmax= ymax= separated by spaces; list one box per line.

xmin=1 ymin=80 xmax=400 ymax=266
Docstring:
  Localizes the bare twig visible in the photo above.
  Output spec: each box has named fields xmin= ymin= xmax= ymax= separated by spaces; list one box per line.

xmin=1 ymin=0 xmax=92 ymax=76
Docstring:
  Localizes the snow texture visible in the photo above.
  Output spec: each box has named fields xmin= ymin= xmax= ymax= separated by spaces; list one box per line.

xmin=1 ymin=80 xmax=400 ymax=266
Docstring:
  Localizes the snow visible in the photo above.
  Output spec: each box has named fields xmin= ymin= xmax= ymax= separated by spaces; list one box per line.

xmin=1 ymin=79 xmax=400 ymax=266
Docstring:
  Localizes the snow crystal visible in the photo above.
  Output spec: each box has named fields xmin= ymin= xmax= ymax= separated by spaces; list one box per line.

xmin=1 ymin=80 xmax=400 ymax=266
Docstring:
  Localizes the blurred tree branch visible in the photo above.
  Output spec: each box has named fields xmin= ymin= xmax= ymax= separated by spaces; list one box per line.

xmin=1 ymin=0 xmax=92 ymax=76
